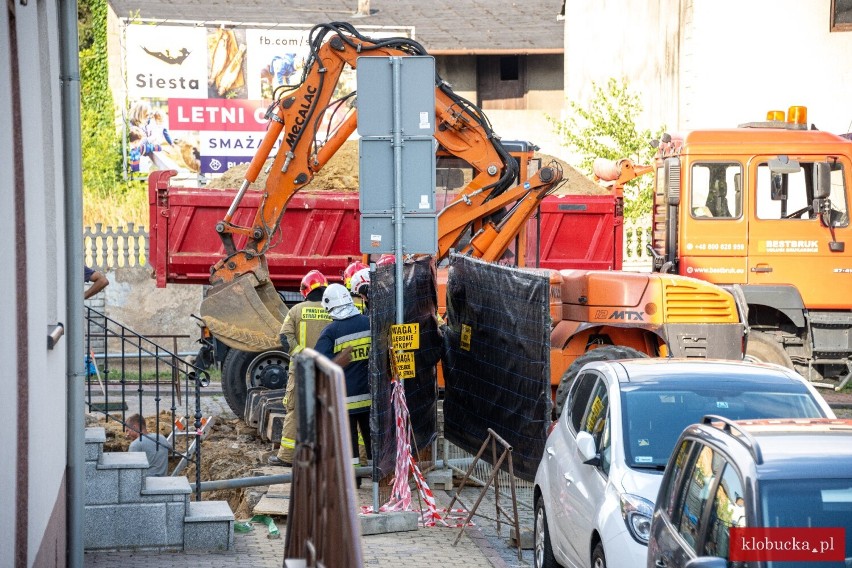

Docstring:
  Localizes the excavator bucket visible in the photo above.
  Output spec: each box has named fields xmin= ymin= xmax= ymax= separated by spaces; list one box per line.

xmin=200 ymin=273 xmax=288 ymax=352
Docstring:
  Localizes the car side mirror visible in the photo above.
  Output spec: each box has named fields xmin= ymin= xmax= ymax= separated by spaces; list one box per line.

xmin=576 ymin=431 xmax=599 ymax=465
xmin=684 ymin=557 xmax=727 ymax=568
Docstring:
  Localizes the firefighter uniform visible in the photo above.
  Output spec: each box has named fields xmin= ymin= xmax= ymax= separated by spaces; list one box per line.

xmin=315 ymin=313 xmax=372 ymax=465
xmin=276 ymin=298 xmax=332 ymax=462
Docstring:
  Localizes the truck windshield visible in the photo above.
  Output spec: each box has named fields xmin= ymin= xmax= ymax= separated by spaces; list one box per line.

xmin=621 ymin=383 xmax=825 ymax=469
xmin=761 ymin=478 xmax=852 ymax=568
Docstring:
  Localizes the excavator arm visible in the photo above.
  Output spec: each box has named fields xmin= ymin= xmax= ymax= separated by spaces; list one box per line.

xmin=200 ymin=22 xmax=563 ymax=351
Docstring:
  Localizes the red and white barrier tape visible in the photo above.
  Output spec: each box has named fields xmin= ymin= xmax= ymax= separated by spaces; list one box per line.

xmin=362 ymin=380 xmax=472 ymax=527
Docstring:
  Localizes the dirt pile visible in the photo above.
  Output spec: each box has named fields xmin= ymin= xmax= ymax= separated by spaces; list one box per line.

xmin=92 ymin=413 xmax=273 ymax=518
xmin=205 ymin=139 xmax=609 ymax=196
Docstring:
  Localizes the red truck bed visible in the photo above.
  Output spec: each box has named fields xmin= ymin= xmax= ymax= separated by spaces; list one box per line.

xmin=149 ymin=170 xmax=622 ymax=291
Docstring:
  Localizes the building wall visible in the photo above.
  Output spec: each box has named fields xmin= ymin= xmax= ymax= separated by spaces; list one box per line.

xmin=436 ymin=53 xmax=567 ymax=157
xmin=564 ymin=0 xmax=852 ymax=134
xmin=1 ymin=1 xmax=69 ymax=566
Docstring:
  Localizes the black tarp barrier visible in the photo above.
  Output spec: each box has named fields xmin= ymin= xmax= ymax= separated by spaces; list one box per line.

xmin=369 ymin=258 xmax=441 ymax=481
xmin=443 ymin=254 xmax=551 ymax=482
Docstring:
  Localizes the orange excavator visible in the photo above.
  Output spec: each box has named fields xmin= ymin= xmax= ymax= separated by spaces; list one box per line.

xmin=199 ymin=22 xmax=563 ymax=353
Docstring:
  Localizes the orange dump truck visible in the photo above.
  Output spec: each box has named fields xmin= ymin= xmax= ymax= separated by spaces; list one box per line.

xmin=646 ymin=106 xmax=852 ymax=388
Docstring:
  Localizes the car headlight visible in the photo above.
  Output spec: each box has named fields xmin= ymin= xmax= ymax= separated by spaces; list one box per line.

xmin=620 ymin=493 xmax=653 ymax=545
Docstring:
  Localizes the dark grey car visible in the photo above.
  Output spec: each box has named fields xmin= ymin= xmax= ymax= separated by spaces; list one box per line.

xmin=647 ymin=417 xmax=852 ymax=568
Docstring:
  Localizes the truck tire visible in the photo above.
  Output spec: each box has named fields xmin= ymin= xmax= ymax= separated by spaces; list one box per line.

xmin=222 ymin=348 xmax=290 ymax=419
xmin=554 ymin=346 xmax=648 ymax=417
xmin=744 ymin=331 xmax=793 ymax=369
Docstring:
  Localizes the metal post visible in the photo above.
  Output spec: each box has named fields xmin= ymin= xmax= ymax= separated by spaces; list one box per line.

xmin=194 ymin=374 xmax=203 ymax=502
xmin=59 ymin=0 xmax=85 ymax=562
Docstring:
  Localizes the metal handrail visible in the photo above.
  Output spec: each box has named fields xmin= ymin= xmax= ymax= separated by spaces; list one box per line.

xmin=84 ymin=306 xmax=210 ymax=501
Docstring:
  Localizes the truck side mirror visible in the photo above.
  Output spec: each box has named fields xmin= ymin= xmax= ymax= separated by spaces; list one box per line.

xmin=664 ymin=157 xmax=680 ymax=206
xmin=812 ymin=162 xmax=832 ymax=226
xmin=813 ymin=162 xmax=831 ymax=200
xmin=771 ymin=174 xmax=787 ymax=201
xmin=768 ymin=156 xmax=799 ymax=201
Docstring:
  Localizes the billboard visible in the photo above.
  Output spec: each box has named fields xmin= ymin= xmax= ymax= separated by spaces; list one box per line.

xmin=121 ymin=22 xmax=412 ymax=178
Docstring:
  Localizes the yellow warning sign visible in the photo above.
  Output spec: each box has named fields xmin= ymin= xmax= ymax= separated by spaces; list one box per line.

xmin=394 ymin=351 xmax=416 ymax=379
xmin=390 ymin=323 xmax=420 ymax=351
xmin=460 ymin=324 xmax=472 ymax=351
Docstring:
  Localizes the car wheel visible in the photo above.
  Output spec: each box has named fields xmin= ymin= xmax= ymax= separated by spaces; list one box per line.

xmin=534 ymin=496 xmax=559 ymax=568
xmin=554 ymin=345 xmax=648 ymax=416
xmin=591 ymin=542 xmax=607 ymax=568
xmin=744 ymin=330 xmax=794 ymax=369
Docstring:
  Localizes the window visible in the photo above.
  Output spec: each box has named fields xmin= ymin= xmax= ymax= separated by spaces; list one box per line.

xmin=499 ymin=56 xmax=519 ymax=81
xmin=567 ymin=371 xmax=597 ymax=431
xmin=677 ymin=445 xmax=721 ymax=551
xmin=661 ymin=440 xmax=695 ymax=518
xmin=756 ymin=160 xmax=849 ymax=227
xmin=703 ymin=464 xmax=745 ymax=558
xmin=580 ymin=380 xmax=610 ymax=474
xmin=690 ymin=162 xmax=742 ymax=219
xmin=832 ymin=0 xmax=852 ymax=31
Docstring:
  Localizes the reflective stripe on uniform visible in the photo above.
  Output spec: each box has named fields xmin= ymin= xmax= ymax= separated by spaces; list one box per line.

xmin=333 ymin=330 xmax=371 ymax=361
xmin=280 ymin=437 xmax=296 ymax=449
xmin=299 ymin=321 xmax=307 ymax=350
xmin=346 ymin=393 xmax=371 ymax=411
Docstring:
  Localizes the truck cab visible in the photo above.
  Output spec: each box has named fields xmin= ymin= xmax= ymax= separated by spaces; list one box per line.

xmin=648 ymin=107 xmax=852 ymax=386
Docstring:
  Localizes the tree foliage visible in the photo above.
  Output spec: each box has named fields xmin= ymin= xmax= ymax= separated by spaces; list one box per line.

xmin=78 ymin=0 xmax=124 ymax=201
xmin=551 ymin=78 xmax=662 ymax=219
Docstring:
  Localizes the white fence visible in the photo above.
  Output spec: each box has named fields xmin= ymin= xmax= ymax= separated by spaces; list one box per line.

xmin=82 ymin=217 xmax=654 ymax=272
xmin=623 ymin=217 xmax=653 ymax=272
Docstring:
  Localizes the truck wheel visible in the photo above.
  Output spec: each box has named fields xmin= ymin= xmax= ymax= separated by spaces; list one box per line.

xmin=221 ymin=348 xmax=290 ymax=419
xmin=554 ymin=346 xmax=648 ymax=417
xmin=744 ymin=331 xmax=793 ymax=369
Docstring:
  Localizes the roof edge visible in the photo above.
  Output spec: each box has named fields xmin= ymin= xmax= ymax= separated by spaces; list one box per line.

xmin=430 ymin=48 xmax=564 ymax=56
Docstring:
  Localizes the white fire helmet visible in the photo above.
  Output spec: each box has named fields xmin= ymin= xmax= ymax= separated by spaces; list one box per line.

xmin=322 ymin=283 xmax=354 ymax=310
xmin=350 ymin=268 xmax=370 ymax=296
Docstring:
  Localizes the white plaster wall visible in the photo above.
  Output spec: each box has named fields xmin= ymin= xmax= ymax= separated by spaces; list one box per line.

xmin=16 ymin=1 xmax=69 ymax=563
xmin=684 ymin=0 xmax=852 ymax=132
xmin=563 ymin=0 xmax=683 ymax=132
xmin=0 ymin=3 xmax=18 ymax=563
xmin=564 ymin=0 xmax=852 ymax=134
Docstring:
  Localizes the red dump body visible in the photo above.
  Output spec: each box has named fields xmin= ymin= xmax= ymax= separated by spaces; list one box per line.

xmin=148 ymin=170 xmax=622 ymax=291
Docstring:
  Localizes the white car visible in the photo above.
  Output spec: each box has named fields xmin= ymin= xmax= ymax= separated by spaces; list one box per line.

xmin=533 ymin=358 xmax=834 ymax=568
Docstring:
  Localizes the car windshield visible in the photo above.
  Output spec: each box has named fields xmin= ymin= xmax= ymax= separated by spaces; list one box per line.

xmin=621 ymin=382 xmax=825 ymax=469
xmin=761 ymin=478 xmax=852 ymax=568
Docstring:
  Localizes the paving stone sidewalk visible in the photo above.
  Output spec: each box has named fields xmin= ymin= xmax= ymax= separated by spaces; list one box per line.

xmin=83 ymin=485 xmax=523 ymax=568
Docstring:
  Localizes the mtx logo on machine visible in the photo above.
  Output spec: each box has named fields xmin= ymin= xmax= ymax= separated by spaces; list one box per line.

xmin=594 ymin=309 xmax=645 ymax=321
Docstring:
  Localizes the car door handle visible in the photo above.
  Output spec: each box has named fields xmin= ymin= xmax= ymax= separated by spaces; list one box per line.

xmin=546 ymin=447 xmax=555 ymax=457
xmin=750 ymin=264 xmax=773 ymax=273
xmin=563 ymin=472 xmax=573 ymax=484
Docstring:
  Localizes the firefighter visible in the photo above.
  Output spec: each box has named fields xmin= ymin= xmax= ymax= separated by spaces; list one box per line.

xmin=314 ymin=283 xmax=372 ymax=468
xmin=349 ymin=267 xmax=370 ymax=310
xmin=343 ymin=260 xmax=368 ymax=313
xmin=268 ymin=270 xmax=332 ymax=466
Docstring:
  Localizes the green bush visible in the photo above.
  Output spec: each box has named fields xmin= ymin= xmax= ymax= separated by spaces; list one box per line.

xmin=550 ymin=78 xmax=663 ymax=220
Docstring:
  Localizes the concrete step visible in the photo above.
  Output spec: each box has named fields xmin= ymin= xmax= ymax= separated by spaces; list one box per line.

xmin=140 ymin=475 xmax=192 ymax=505
xmin=184 ymin=500 xmax=235 ymax=551
xmin=85 ymin=427 xmax=106 ymax=463
xmin=86 ymin=451 xmax=148 ymax=506
xmin=84 ymin=500 xmax=185 ymax=550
